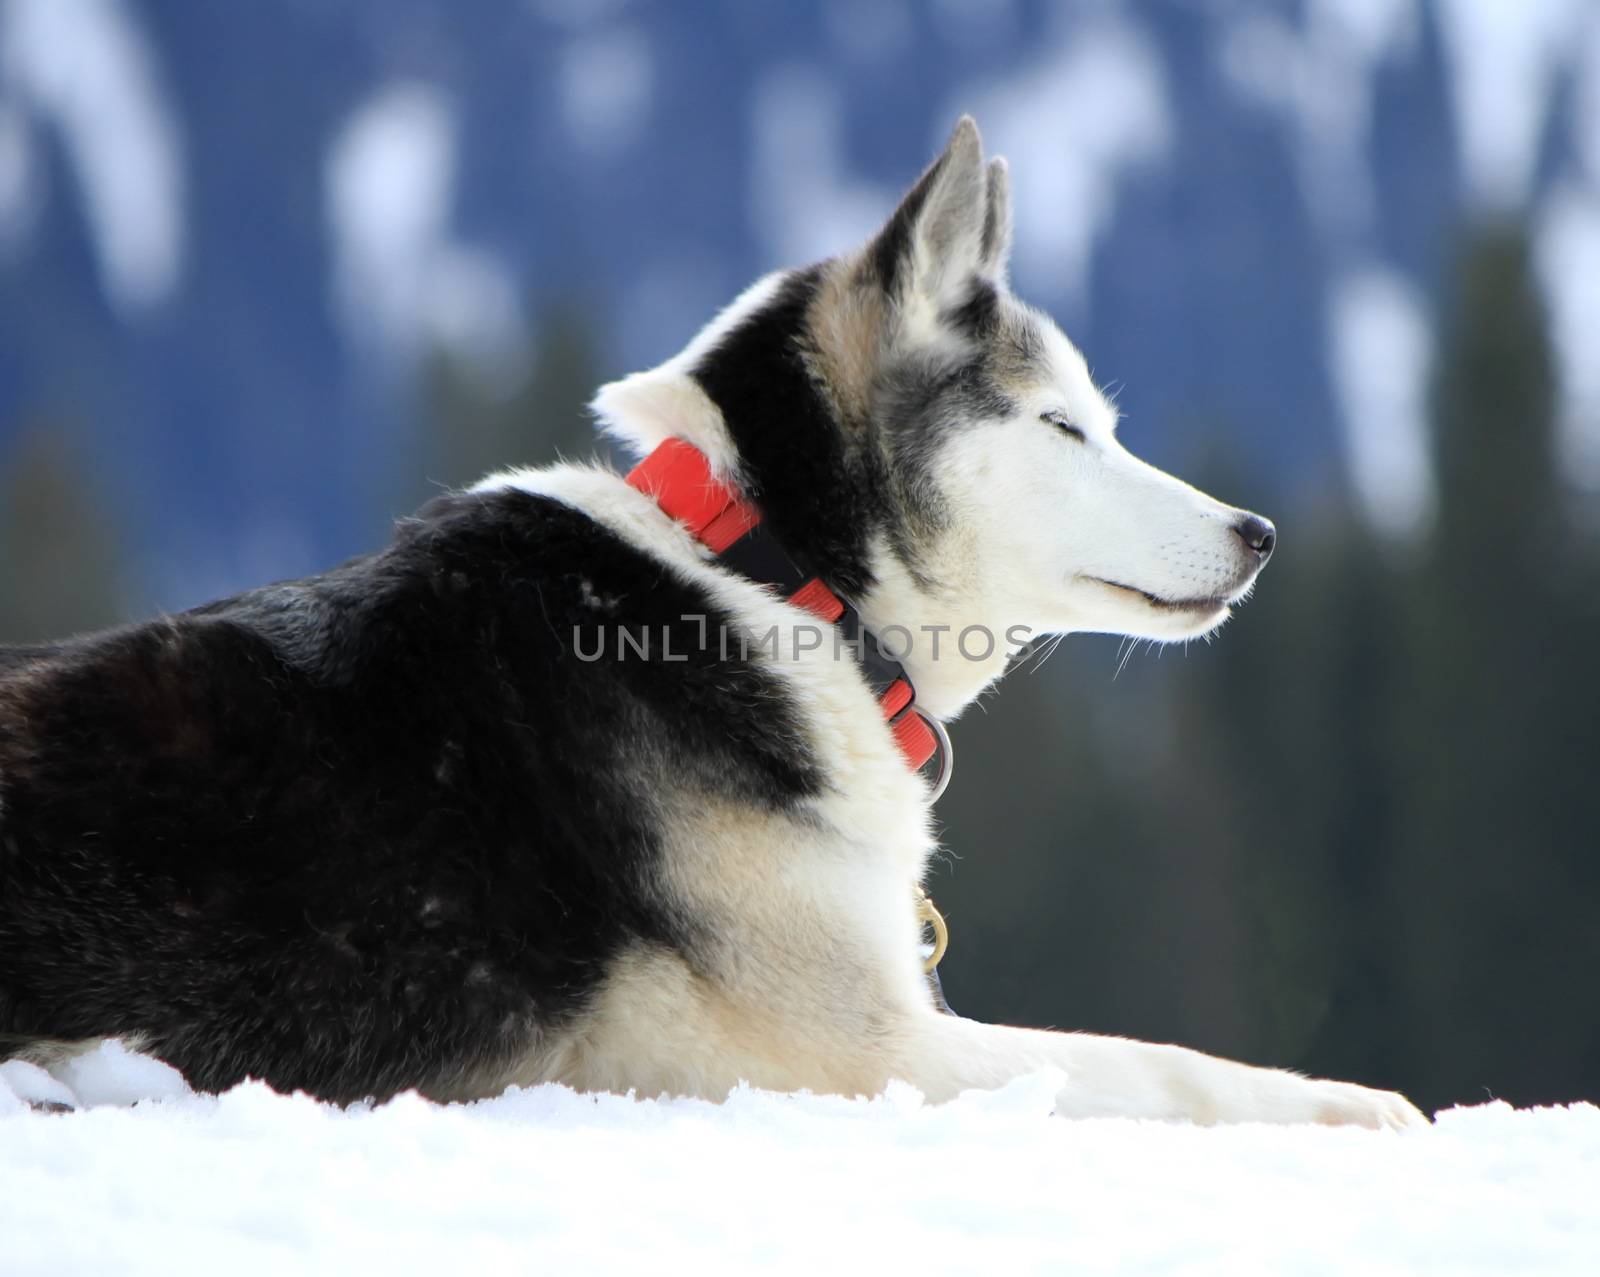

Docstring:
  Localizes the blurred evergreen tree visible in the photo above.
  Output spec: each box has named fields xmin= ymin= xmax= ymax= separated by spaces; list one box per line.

xmin=1389 ymin=226 xmax=1600 ymax=1109
xmin=1204 ymin=501 xmax=1413 ymax=1090
xmin=396 ymin=271 xmax=1597 ymax=1114
xmin=936 ymin=650 xmax=1193 ymax=1043
xmin=0 ymin=428 xmax=125 ymax=644
xmin=945 ymin=228 xmax=1600 ymax=1113
xmin=1127 ymin=462 xmax=1412 ymax=1083
xmin=409 ymin=302 xmax=605 ymax=509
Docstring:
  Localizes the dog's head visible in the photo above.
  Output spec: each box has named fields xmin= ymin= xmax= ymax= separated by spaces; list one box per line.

xmin=596 ymin=118 xmax=1274 ymax=711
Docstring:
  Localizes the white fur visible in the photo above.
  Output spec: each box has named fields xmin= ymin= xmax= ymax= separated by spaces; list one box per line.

xmin=468 ymin=457 xmax=1421 ymax=1129
xmin=469 ymin=118 xmax=1425 ymax=1129
xmin=590 ymin=271 xmax=791 ymax=478
xmin=868 ymin=316 xmax=1264 ymax=715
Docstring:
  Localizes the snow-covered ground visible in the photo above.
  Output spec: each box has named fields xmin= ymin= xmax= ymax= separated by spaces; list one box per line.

xmin=2 ymin=1043 xmax=1597 ymax=1275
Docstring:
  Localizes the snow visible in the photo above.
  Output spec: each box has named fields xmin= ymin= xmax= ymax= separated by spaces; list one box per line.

xmin=559 ymin=23 xmax=654 ymax=158
xmin=325 ymin=82 xmax=455 ymax=354
xmin=749 ymin=67 xmax=893 ymax=267
xmin=0 ymin=97 xmax=38 ymax=250
xmin=324 ymin=82 xmax=525 ymax=370
xmin=1328 ymin=266 xmax=1436 ymax=537
xmin=0 ymin=0 xmax=184 ymax=312
xmin=1577 ymin=13 xmax=1600 ymax=187
xmin=1433 ymin=0 xmax=1588 ymax=211
xmin=1535 ymin=186 xmax=1600 ymax=495
xmin=954 ymin=14 xmax=1171 ymax=305
xmin=1219 ymin=1 xmax=1418 ymax=242
xmin=3 ymin=1043 xmax=1597 ymax=1274
xmin=1533 ymin=14 xmax=1600 ymax=499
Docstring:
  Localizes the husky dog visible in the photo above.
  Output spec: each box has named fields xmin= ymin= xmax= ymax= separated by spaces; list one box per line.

xmin=0 ymin=119 xmax=1423 ymax=1126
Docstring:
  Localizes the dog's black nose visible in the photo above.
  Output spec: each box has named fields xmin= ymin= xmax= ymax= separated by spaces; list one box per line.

xmin=1234 ymin=514 xmax=1276 ymax=562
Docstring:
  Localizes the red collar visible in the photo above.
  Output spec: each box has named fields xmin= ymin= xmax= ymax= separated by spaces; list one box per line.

xmin=625 ymin=438 xmax=944 ymax=779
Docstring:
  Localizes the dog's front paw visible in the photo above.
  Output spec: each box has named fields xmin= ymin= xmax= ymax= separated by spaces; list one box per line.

xmin=1294 ymin=1076 xmax=1429 ymax=1130
xmin=0 ymin=1059 xmax=80 ymax=1114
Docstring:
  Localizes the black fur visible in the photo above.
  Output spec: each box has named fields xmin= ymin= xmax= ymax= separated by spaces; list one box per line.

xmin=693 ymin=268 xmax=889 ymax=598
xmin=944 ymin=280 xmax=1002 ymax=341
xmin=691 ymin=253 xmax=1033 ymax=598
xmin=0 ymin=488 xmax=821 ymax=1102
xmin=0 ymin=128 xmax=1024 ymax=1104
xmin=867 ymin=146 xmax=946 ymax=297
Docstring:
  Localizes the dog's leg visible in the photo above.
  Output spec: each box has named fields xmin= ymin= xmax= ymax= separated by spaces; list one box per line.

xmin=0 ymin=1059 xmax=80 ymax=1113
xmin=890 ymin=1012 xmax=1427 ymax=1128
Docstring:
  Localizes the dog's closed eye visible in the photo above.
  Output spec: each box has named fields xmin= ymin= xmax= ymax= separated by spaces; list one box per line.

xmin=1041 ymin=410 xmax=1085 ymax=442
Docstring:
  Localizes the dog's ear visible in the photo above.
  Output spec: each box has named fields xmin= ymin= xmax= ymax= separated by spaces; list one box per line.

xmin=981 ymin=156 xmax=1012 ymax=282
xmin=868 ymin=116 xmax=1009 ymax=307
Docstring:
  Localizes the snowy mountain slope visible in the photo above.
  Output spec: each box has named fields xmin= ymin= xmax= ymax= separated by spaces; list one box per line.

xmin=2 ymin=1042 xmax=1598 ymax=1275
xmin=3 ymin=0 xmax=1600 ymax=610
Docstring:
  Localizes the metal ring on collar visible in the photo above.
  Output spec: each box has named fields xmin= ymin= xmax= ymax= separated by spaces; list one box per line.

xmin=915 ymin=708 xmax=954 ymax=803
xmin=915 ymin=886 xmax=949 ymax=974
